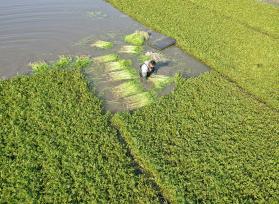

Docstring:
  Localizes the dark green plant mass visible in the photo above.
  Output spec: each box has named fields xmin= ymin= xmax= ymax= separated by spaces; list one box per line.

xmin=0 ymin=69 xmax=160 ymax=203
xmin=113 ymin=72 xmax=279 ymax=203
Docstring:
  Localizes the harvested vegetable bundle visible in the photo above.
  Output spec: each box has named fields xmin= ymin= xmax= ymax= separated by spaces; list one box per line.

xmin=124 ymin=31 xmax=149 ymax=46
xmin=124 ymin=92 xmax=154 ymax=109
xmin=93 ymin=54 xmax=119 ymax=64
xmin=149 ymin=75 xmax=174 ymax=90
xmin=104 ymin=59 xmax=132 ymax=72
xmin=91 ymin=40 xmax=113 ymax=49
xmin=107 ymin=70 xmax=138 ymax=81
xmin=119 ymin=45 xmax=143 ymax=54
xmin=112 ymin=80 xmax=144 ymax=98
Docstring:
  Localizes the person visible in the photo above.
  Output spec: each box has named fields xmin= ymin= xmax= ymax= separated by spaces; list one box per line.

xmin=139 ymin=60 xmax=157 ymax=80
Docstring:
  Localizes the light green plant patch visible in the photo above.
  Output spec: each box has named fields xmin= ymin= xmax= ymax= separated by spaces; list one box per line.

xmin=124 ymin=92 xmax=154 ymax=109
xmin=53 ymin=55 xmax=73 ymax=69
xmin=91 ymin=40 xmax=113 ymax=49
xmin=73 ymin=56 xmax=92 ymax=69
xmin=107 ymin=70 xmax=138 ymax=81
xmin=104 ymin=59 xmax=132 ymax=72
xmin=93 ymin=54 xmax=119 ymax=64
xmin=119 ymin=45 xmax=143 ymax=54
xmin=138 ymin=54 xmax=152 ymax=63
xmin=29 ymin=61 xmax=50 ymax=73
xmin=149 ymin=75 xmax=174 ymax=90
xmin=124 ymin=31 xmax=149 ymax=46
xmin=30 ymin=56 xmax=91 ymax=74
xmin=112 ymin=80 xmax=144 ymax=98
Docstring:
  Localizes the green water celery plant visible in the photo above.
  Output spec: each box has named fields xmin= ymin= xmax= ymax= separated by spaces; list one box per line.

xmin=104 ymin=59 xmax=132 ymax=72
xmin=0 ymin=69 xmax=162 ymax=203
xmin=112 ymin=72 xmax=279 ymax=203
xmin=30 ymin=56 xmax=91 ymax=74
xmin=112 ymin=80 xmax=145 ymax=98
xmin=148 ymin=75 xmax=174 ymax=91
xmin=91 ymin=40 xmax=113 ymax=49
xmin=93 ymin=54 xmax=119 ymax=64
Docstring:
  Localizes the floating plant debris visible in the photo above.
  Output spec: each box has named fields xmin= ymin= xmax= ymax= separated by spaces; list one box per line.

xmin=93 ymin=54 xmax=119 ymax=64
xmin=91 ymin=40 xmax=113 ymax=49
xmin=87 ymin=10 xmax=107 ymax=19
xmin=124 ymin=31 xmax=149 ymax=46
xmin=119 ymin=45 xmax=143 ymax=54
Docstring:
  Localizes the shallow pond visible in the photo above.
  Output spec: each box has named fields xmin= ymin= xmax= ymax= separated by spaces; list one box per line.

xmin=0 ymin=0 xmax=210 ymax=112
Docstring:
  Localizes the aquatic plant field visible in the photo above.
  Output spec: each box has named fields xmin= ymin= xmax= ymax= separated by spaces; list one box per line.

xmin=1 ymin=0 xmax=279 ymax=203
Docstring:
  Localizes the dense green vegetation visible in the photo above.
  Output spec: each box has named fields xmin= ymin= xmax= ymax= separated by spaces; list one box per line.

xmin=109 ymin=0 xmax=279 ymax=110
xmin=0 ymin=68 xmax=161 ymax=203
xmin=1 ymin=1 xmax=278 ymax=202
xmin=187 ymin=0 xmax=279 ymax=38
xmin=113 ymin=72 xmax=279 ymax=203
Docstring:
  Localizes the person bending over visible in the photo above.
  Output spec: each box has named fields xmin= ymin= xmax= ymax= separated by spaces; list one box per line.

xmin=139 ymin=60 xmax=157 ymax=80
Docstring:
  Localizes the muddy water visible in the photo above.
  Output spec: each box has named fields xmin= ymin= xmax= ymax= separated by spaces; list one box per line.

xmin=0 ymin=0 xmax=210 ymax=112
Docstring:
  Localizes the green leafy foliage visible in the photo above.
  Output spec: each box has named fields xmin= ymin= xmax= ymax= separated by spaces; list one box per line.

xmin=30 ymin=56 xmax=91 ymax=74
xmin=109 ymin=0 xmax=279 ymax=110
xmin=29 ymin=61 xmax=50 ymax=73
xmin=0 ymin=69 xmax=162 ymax=203
xmin=113 ymin=72 xmax=279 ymax=203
